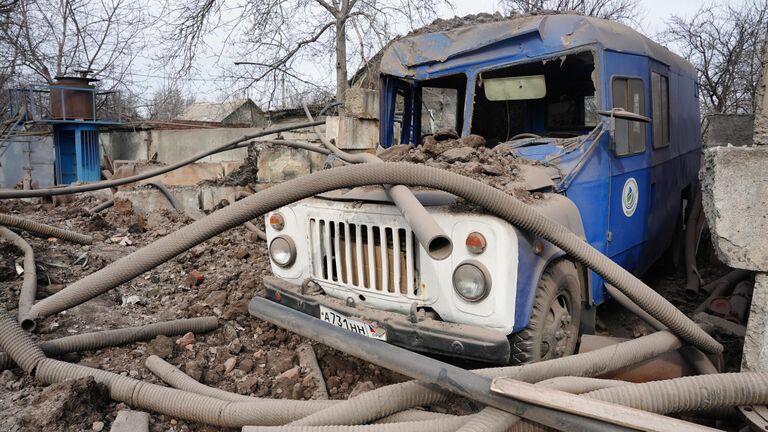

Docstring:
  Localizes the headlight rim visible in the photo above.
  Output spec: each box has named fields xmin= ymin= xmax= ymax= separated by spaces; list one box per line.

xmin=452 ymin=260 xmax=492 ymax=302
xmin=269 ymin=235 xmax=297 ymax=268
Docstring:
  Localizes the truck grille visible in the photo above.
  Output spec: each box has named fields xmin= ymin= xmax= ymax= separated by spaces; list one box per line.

xmin=309 ymin=218 xmax=419 ymax=298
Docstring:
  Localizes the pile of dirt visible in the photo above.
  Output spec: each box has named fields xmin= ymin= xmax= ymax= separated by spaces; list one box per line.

xmin=378 ymin=130 xmax=545 ymax=203
xmin=0 ymin=196 xmax=411 ymax=431
xmin=14 ymin=376 xmax=109 ymax=432
xmin=205 ymin=145 xmax=260 ymax=187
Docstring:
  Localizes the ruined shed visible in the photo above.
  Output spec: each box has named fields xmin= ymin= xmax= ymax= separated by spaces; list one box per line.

xmin=177 ymin=98 xmax=267 ymax=127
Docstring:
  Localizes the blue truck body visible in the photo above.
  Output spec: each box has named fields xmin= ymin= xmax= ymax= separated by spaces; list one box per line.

xmin=377 ymin=15 xmax=701 ymax=330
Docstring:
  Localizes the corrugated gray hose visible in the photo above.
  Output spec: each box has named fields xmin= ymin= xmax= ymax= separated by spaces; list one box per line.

xmin=228 ymin=191 xmax=267 ymax=240
xmin=291 ymin=330 xmax=683 ymax=426
xmin=1 ymin=308 xmax=760 ymax=429
xmin=23 ymin=163 xmax=720 ymax=355
xmin=0 ymin=213 xmax=92 ymax=245
xmin=0 ymin=309 xmax=342 ymax=427
xmin=0 ymin=227 xmax=37 ymax=327
xmin=585 ymin=372 xmax=768 ymax=414
xmin=0 ymin=317 xmax=219 ymax=370
xmin=144 ymin=354 xmax=447 ymax=424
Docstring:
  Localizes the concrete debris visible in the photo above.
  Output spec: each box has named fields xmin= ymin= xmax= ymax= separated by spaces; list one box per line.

xmin=109 ymin=410 xmax=149 ymax=432
xmin=701 ymin=146 xmax=768 ymax=271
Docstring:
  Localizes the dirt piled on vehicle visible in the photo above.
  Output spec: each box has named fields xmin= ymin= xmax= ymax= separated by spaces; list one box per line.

xmin=378 ymin=130 xmax=547 ymax=203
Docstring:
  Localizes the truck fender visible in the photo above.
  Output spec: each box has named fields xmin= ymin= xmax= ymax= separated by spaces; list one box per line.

xmin=511 ymin=194 xmax=591 ymax=333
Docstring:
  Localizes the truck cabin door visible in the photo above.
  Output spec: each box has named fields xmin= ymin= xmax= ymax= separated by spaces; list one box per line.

xmin=603 ymin=51 xmax=652 ymax=271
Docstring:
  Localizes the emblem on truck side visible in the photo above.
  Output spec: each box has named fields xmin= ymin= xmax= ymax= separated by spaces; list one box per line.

xmin=622 ymin=178 xmax=639 ymax=217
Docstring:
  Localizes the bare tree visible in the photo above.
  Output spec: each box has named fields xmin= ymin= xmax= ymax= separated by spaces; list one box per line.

xmin=501 ymin=0 xmax=640 ymax=23
xmin=0 ymin=0 xmax=147 ymax=89
xmin=664 ymin=1 xmax=767 ymax=115
xmin=160 ymin=0 xmax=451 ymax=106
xmin=148 ymin=84 xmax=195 ymax=120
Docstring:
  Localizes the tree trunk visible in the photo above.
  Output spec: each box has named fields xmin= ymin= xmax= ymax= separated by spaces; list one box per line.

xmin=335 ymin=18 xmax=348 ymax=104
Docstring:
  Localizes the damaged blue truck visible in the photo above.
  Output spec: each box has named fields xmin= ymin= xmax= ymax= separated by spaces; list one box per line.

xmin=260 ymin=14 xmax=702 ymax=364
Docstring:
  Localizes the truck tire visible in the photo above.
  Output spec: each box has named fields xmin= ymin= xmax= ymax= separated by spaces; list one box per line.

xmin=509 ymin=259 xmax=582 ymax=365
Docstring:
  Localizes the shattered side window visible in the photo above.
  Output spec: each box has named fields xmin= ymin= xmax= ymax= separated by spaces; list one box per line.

xmin=421 ymin=87 xmax=458 ymax=135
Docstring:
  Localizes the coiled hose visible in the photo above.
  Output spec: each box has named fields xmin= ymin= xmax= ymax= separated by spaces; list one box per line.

xmin=288 ymin=328 xmax=682 ymax=426
xmin=241 ymin=418 xmax=473 ymax=432
xmin=0 ymin=309 xmax=346 ymax=427
xmin=144 ymin=354 xmax=459 ymax=424
xmin=0 ymin=213 xmax=92 ymax=245
xmin=0 ymin=316 xmax=219 ymax=369
xmin=23 ymin=163 xmax=720 ymax=356
xmin=0 ymin=227 xmax=37 ymax=327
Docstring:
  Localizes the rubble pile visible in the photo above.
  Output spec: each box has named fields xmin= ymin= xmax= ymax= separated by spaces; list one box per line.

xmin=378 ymin=130 xmax=544 ymax=202
xmin=0 ymin=197 xmax=408 ymax=431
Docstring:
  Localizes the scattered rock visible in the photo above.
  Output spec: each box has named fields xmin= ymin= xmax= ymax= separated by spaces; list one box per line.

xmin=121 ymin=295 xmax=145 ymax=306
xmin=92 ymin=421 xmax=105 ymax=431
xmin=175 ymin=332 xmax=196 ymax=346
xmin=441 ymin=147 xmax=474 ymax=163
xmin=228 ymin=338 xmax=243 ymax=355
xmin=185 ymin=270 xmax=204 ymax=287
xmin=147 ymin=335 xmax=174 ymax=359
xmin=205 ymin=290 xmax=228 ymax=307
xmin=184 ymin=361 xmax=204 ymax=381
xmin=224 ymin=357 xmax=237 ymax=374
xmin=433 ymin=128 xmax=459 ymax=141
xmin=240 ymin=357 xmax=254 ymax=373
xmin=235 ymin=247 xmax=251 ymax=260
xmin=0 ymin=369 xmax=16 ymax=386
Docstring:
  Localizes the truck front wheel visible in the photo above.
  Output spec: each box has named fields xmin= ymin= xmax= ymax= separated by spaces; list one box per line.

xmin=509 ymin=260 xmax=582 ymax=364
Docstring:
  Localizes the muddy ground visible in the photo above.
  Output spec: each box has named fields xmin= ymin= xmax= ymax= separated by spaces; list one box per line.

xmin=0 ymin=192 xmax=743 ymax=431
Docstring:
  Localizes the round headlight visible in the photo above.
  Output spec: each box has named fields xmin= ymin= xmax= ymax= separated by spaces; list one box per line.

xmin=452 ymin=262 xmax=490 ymax=302
xmin=269 ymin=236 xmax=296 ymax=267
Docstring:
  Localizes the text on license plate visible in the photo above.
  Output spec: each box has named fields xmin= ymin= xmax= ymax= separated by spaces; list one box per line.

xmin=319 ymin=305 xmax=386 ymax=340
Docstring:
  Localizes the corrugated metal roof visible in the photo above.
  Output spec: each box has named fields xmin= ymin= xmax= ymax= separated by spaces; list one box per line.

xmin=176 ymin=99 xmax=257 ymax=122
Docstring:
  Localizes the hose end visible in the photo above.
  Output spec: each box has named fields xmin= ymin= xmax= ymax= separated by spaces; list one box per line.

xmin=427 ymin=236 xmax=453 ymax=261
xmin=20 ymin=318 xmax=37 ymax=333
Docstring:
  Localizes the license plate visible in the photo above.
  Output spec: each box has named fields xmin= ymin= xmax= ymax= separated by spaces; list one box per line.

xmin=319 ymin=305 xmax=386 ymax=340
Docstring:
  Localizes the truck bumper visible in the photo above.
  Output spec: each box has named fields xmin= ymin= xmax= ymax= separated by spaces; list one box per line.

xmin=256 ymin=276 xmax=511 ymax=364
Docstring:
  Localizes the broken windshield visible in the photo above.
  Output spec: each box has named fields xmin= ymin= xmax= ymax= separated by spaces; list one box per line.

xmin=470 ymin=51 xmax=598 ymax=147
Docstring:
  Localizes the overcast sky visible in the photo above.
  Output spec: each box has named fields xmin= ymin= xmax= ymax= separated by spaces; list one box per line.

xmin=131 ymin=0 xmax=724 ymax=105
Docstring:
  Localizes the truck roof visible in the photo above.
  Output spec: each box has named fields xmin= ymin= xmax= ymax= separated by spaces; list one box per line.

xmin=380 ymin=14 xmax=695 ymax=79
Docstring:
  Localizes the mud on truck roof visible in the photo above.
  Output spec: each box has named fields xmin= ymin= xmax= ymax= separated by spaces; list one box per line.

xmin=262 ymin=14 xmax=702 ymax=365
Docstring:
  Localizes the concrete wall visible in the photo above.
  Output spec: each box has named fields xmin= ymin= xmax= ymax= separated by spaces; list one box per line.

xmin=0 ymin=136 xmax=55 ymax=189
xmin=102 ymin=130 xmax=149 ymax=161
xmin=102 ymin=124 xmax=319 ymax=165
